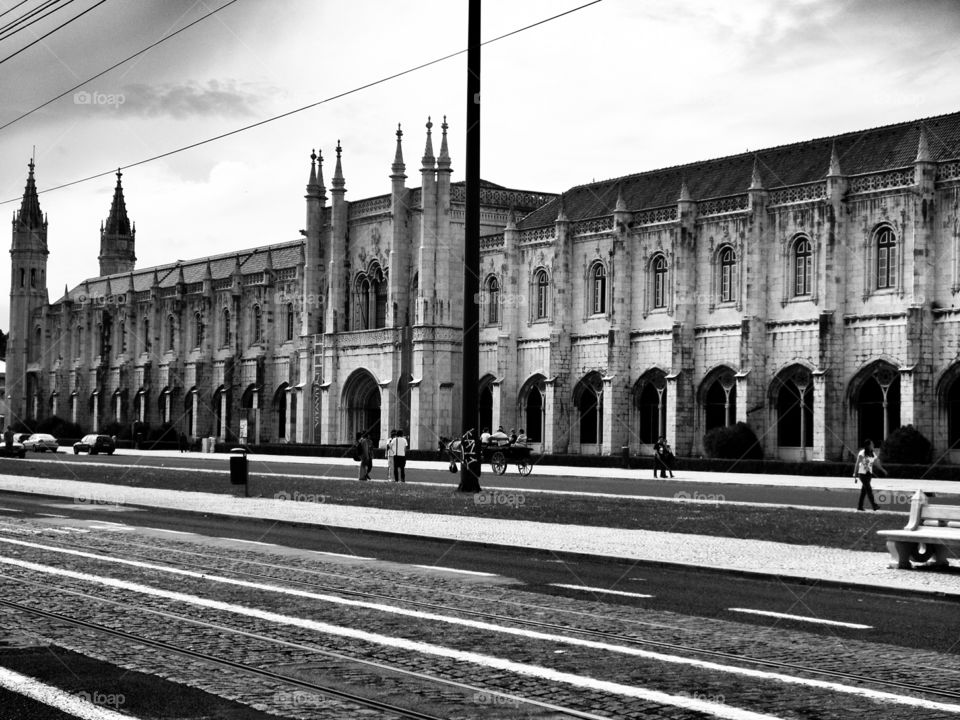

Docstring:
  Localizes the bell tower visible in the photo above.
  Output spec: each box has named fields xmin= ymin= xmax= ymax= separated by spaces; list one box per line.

xmin=98 ymin=169 xmax=136 ymax=276
xmin=8 ymin=159 xmax=49 ymax=424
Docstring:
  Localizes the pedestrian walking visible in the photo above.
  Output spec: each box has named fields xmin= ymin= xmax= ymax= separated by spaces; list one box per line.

xmin=178 ymin=431 xmax=187 ymax=453
xmin=393 ymin=428 xmax=408 ymax=483
xmin=653 ymin=435 xmax=671 ymax=478
xmin=386 ymin=429 xmax=396 ymax=481
xmin=357 ymin=431 xmax=373 ymax=481
xmin=853 ymin=438 xmax=885 ymax=511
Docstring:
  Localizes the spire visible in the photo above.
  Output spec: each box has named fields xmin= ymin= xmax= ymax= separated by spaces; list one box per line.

xmin=202 ymin=259 xmax=212 ymax=280
xmin=391 ymin=124 xmax=406 ymax=178
xmin=103 ymin=169 xmax=132 ymax=236
xmin=306 ymin=149 xmax=319 ymax=195
xmin=505 ymin=207 xmax=517 ymax=230
xmin=556 ymin=193 xmax=568 ymax=222
xmin=915 ymin=124 xmax=932 ymax=162
xmin=151 ymin=268 xmax=159 ymax=287
xmin=827 ymin=141 xmax=842 ymax=177
xmin=749 ymin=157 xmax=763 ymax=190
xmin=332 ymin=140 xmax=345 ymax=190
xmin=678 ymin=178 xmax=692 ymax=202
xmin=17 ymin=159 xmax=43 ymax=229
xmin=127 ymin=271 xmax=135 ymax=292
xmin=614 ymin=183 xmax=627 ymax=212
xmin=421 ymin=116 xmax=435 ymax=169
xmin=437 ymin=115 xmax=451 ymax=170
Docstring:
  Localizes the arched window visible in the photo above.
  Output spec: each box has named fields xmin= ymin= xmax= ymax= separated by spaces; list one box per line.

xmin=591 ymin=262 xmax=606 ymax=315
xmin=30 ymin=268 xmax=36 ymax=288
xmin=252 ymin=304 xmax=262 ymax=343
xmin=76 ymin=325 xmax=83 ymax=359
xmin=719 ymin=247 xmax=736 ymax=303
xmin=876 ymin=227 xmax=897 ymax=290
xmin=119 ymin=319 xmax=126 ymax=355
xmin=355 ymin=275 xmax=371 ymax=329
xmin=652 ymin=255 xmax=668 ymax=309
xmin=167 ymin=315 xmax=176 ymax=351
xmin=794 ymin=237 xmax=812 ymax=296
xmin=221 ymin=308 xmax=231 ymax=348
xmin=534 ymin=269 xmax=549 ymax=320
xmin=100 ymin=314 xmax=113 ymax=358
xmin=142 ymin=316 xmax=150 ymax=352
xmin=193 ymin=312 xmax=203 ymax=348
xmin=285 ymin=303 xmax=295 ymax=341
xmin=33 ymin=326 xmax=42 ymax=363
xmin=486 ymin=276 xmax=500 ymax=325
xmin=373 ymin=267 xmax=387 ymax=328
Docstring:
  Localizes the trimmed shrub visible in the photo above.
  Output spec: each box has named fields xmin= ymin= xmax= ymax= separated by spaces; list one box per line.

xmin=880 ymin=424 xmax=931 ymax=465
xmin=35 ymin=415 xmax=84 ymax=440
xmin=703 ymin=422 xmax=763 ymax=460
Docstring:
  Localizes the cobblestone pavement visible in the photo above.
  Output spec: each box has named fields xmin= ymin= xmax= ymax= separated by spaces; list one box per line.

xmin=0 ymin=518 xmax=958 ymax=719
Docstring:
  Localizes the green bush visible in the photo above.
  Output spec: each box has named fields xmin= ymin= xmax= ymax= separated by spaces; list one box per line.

xmin=881 ymin=424 xmax=931 ymax=464
xmin=703 ymin=422 xmax=763 ymax=460
xmin=35 ymin=415 xmax=84 ymax=439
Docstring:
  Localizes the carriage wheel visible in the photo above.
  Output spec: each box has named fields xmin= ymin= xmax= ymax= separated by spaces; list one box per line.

xmin=491 ymin=451 xmax=507 ymax=475
xmin=517 ymin=460 xmax=532 ymax=477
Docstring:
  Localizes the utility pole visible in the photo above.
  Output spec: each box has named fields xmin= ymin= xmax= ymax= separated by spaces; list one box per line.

xmin=458 ymin=0 xmax=482 ymax=493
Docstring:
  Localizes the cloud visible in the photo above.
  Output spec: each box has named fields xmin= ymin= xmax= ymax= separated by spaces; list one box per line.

xmin=108 ymin=79 xmax=275 ymax=119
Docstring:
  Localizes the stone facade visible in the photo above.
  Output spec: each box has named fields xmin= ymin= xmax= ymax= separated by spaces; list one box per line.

xmin=8 ymin=112 xmax=960 ymax=461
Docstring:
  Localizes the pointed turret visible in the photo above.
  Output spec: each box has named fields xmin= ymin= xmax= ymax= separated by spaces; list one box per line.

xmin=332 ymin=140 xmax=345 ymax=191
xmin=556 ymin=193 xmax=568 ymax=223
xmin=306 ymin=149 xmax=320 ymax=198
xmin=421 ymin=116 xmax=435 ymax=170
xmin=915 ymin=124 xmax=932 ymax=163
xmin=437 ymin=115 xmax=451 ymax=171
xmin=16 ymin=159 xmax=44 ymax=230
xmin=99 ymin=169 xmax=136 ymax=276
xmin=614 ymin=184 xmax=627 ymax=212
xmin=679 ymin=178 xmax=692 ymax=202
xmin=749 ymin=157 xmax=763 ymax=190
xmin=827 ymin=142 xmax=842 ymax=177
xmin=391 ymin=124 xmax=406 ymax=179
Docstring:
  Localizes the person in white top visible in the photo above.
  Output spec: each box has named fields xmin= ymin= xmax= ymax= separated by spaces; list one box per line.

xmin=391 ymin=429 xmax=408 ymax=483
xmin=385 ymin=429 xmax=396 ymax=481
xmin=852 ymin=438 xmax=884 ymax=511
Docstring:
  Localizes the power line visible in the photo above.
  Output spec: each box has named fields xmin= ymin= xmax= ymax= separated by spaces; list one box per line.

xmin=0 ymin=0 xmax=35 ymax=22
xmin=1 ymin=0 xmax=604 ymax=203
xmin=0 ymin=0 xmax=108 ymax=65
xmin=0 ymin=0 xmax=66 ymax=40
xmin=0 ymin=0 xmax=240 ymax=132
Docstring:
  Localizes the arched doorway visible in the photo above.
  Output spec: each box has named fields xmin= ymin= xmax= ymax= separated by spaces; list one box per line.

xmin=574 ymin=371 xmax=604 ymax=449
xmin=342 ymin=369 xmax=381 ymax=445
xmin=240 ymin=384 xmax=261 ymax=445
xmin=518 ymin=374 xmax=545 ymax=443
xmin=701 ymin=366 xmax=737 ymax=432
xmin=773 ymin=365 xmax=813 ymax=458
xmin=478 ymin=374 xmax=495 ymax=433
xmin=212 ymin=386 xmax=228 ymax=440
xmin=183 ymin=388 xmax=198 ymax=437
xmin=274 ymin=383 xmax=289 ymax=440
xmin=632 ymin=369 xmax=667 ymax=449
xmin=853 ymin=363 xmax=900 ymax=446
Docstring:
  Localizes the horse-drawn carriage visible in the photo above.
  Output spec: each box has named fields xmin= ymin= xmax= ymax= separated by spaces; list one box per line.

xmin=439 ymin=429 xmax=533 ymax=476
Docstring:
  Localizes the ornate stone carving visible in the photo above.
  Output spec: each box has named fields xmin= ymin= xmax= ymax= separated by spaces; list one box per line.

xmin=848 ymin=169 xmax=914 ymax=194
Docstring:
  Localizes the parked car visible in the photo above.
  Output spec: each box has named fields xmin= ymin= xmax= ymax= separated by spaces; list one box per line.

xmin=12 ymin=433 xmax=31 ymax=445
xmin=0 ymin=438 xmax=26 ymax=458
xmin=73 ymin=434 xmax=116 ymax=455
xmin=23 ymin=433 xmax=59 ymax=452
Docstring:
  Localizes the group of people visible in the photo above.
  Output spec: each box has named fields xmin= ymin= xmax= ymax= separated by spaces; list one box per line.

xmin=352 ymin=429 xmax=408 ymax=482
xmin=479 ymin=426 xmax=528 ymax=447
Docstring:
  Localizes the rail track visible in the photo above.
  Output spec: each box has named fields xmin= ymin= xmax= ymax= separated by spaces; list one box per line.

xmin=7 ymin=528 xmax=960 ymax=708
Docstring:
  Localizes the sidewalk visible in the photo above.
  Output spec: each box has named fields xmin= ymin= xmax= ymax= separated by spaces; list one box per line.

xmin=1 ymin=472 xmax=959 ymax=599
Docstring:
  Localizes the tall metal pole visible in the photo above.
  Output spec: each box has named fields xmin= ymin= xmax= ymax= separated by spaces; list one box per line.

xmin=459 ymin=0 xmax=482 ymax=492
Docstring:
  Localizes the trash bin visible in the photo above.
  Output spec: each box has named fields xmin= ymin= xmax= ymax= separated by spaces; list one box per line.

xmin=229 ymin=448 xmax=248 ymax=486
xmin=621 ymin=445 xmax=630 ymax=469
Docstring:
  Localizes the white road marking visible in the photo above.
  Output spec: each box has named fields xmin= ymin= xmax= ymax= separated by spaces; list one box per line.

xmin=313 ymin=550 xmax=374 ymax=560
xmin=89 ymin=521 xmax=127 ymax=526
xmin=229 ymin=538 xmax=276 ymax=547
xmin=729 ymin=608 xmax=872 ymax=630
xmin=411 ymin=564 xmax=497 ymax=576
xmin=0 ymin=507 xmax=22 ymax=512
xmin=0 ymin=554 xmax=779 ymax=720
xmin=138 ymin=528 xmax=196 ymax=536
xmin=551 ymin=583 xmax=653 ymax=599
xmin=35 ymin=513 xmax=69 ymax=518
xmin=0 ymin=665 xmax=137 ymax=720
xmin=0 ymin=537 xmax=956 ymax=715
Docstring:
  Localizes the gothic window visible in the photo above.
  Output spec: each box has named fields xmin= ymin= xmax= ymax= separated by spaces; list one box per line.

xmin=794 ymin=237 xmax=812 ymax=296
xmin=252 ymin=304 xmax=263 ymax=343
xmin=193 ymin=311 xmax=204 ymax=348
xmin=534 ymin=269 xmax=549 ymax=320
xmin=222 ymin=308 xmax=231 ymax=347
xmin=119 ymin=320 xmax=126 ymax=355
xmin=30 ymin=268 xmax=36 ymax=288
xmin=167 ymin=314 xmax=175 ymax=351
xmin=652 ymin=254 xmax=667 ymax=309
xmin=143 ymin=316 xmax=150 ymax=352
xmin=285 ymin=303 xmax=295 ymax=341
xmin=590 ymin=262 xmax=606 ymax=315
xmin=719 ymin=246 xmax=736 ymax=303
xmin=32 ymin=326 xmax=41 ymax=363
xmin=372 ymin=267 xmax=387 ymax=328
xmin=486 ymin=276 xmax=500 ymax=325
xmin=19 ymin=268 xmax=24 ymax=288
xmin=99 ymin=314 xmax=112 ymax=358
xmin=355 ymin=276 xmax=371 ymax=330
xmin=76 ymin=326 xmax=83 ymax=359
xmin=876 ymin=227 xmax=897 ymax=290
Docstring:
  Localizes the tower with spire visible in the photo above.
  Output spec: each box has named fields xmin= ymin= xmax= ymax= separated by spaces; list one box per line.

xmin=8 ymin=159 xmax=50 ymax=424
xmin=99 ymin=170 xmax=136 ymax=276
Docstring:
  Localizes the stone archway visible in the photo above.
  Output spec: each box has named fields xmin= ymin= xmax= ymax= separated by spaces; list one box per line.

xmin=518 ymin=374 xmax=546 ymax=444
xmin=342 ymin=369 xmax=381 ymax=445
xmin=851 ymin=362 xmax=901 ymax=446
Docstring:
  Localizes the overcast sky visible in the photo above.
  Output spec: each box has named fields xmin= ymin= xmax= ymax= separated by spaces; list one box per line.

xmin=1 ymin=0 xmax=959 ymax=326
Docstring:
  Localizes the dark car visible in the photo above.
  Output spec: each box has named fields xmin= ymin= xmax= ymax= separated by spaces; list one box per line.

xmin=73 ymin=434 xmax=116 ymax=455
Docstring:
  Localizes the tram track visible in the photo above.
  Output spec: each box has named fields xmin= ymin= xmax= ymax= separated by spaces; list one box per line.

xmin=7 ymin=528 xmax=960 ymax=708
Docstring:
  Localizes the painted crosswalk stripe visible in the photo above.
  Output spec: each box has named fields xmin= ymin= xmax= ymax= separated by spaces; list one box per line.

xmin=0 ymin=507 xmax=23 ymax=512
xmin=0 ymin=666 xmax=137 ymax=720
xmin=729 ymin=608 xmax=872 ymax=630
xmin=230 ymin=538 xmax=276 ymax=547
xmin=551 ymin=583 xmax=653 ymax=599
xmin=313 ymin=550 xmax=374 ymax=560
xmin=412 ymin=564 xmax=497 ymax=576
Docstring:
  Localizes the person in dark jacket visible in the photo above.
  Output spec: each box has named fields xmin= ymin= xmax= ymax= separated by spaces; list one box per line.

xmin=653 ymin=436 xmax=674 ymax=478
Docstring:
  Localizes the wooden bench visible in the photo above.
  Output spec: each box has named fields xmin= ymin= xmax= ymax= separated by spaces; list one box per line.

xmin=878 ymin=490 xmax=960 ymax=569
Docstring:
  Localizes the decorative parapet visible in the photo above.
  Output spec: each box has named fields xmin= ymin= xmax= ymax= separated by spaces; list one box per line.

xmin=159 ymin=287 xmax=178 ymax=298
xmin=450 ymin=185 xmax=557 ymax=209
xmin=518 ymin=226 xmax=556 ymax=245
xmin=348 ymin=194 xmax=392 ymax=219
xmin=213 ymin=279 xmax=232 ymax=291
xmin=633 ymin=206 xmax=677 ymax=226
xmin=275 ymin=267 xmax=297 ymax=281
xmin=335 ymin=327 xmax=403 ymax=348
xmin=768 ymin=182 xmax=827 ymax=206
xmin=480 ymin=234 xmax=505 ymax=251
xmin=242 ymin=272 xmax=265 ymax=286
xmin=185 ymin=282 xmax=202 ymax=294
xmin=847 ymin=168 xmax=914 ymax=194
xmin=572 ymin=216 xmax=615 ymax=236
xmin=697 ymin=195 xmax=749 ymax=216
xmin=937 ymin=160 xmax=960 ymax=182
